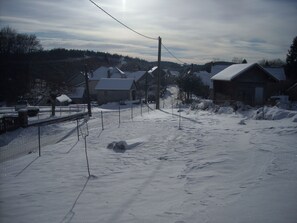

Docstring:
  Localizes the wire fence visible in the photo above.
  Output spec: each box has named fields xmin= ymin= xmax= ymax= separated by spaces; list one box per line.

xmin=0 ymin=102 xmax=155 ymax=177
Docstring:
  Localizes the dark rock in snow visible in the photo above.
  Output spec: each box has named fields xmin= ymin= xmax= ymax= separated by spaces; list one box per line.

xmin=107 ymin=141 xmax=128 ymax=153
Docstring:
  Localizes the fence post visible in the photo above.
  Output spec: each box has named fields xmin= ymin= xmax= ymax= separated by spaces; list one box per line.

xmin=101 ymin=111 xmax=104 ymax=130
xmin=84 ymin=137 xmax=91 ymax=177
xmin=38 ymin=126 xmax=41 ymax=156
xmin=76 ymin=119 xmax=80 ymax=141
xmin=118 ymin=105 xmax=121 ymax=126
xmin=178 ymin=105 xmax=181 ymax=130
xmin=131 ymin=103 xmax=133 ymax=120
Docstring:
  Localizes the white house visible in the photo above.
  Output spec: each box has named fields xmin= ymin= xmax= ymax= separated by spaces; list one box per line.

xmin=88 ymin=66 xmax=126 ymax=97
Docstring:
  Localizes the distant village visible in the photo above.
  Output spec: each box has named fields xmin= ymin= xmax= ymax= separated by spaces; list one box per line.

xmin=39 ymin=59 xmax=295 ymax=108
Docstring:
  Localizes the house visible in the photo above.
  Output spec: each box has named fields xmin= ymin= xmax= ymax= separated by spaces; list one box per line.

xmin=148 ymin=66 xmax=166 ymax=87
xmin=88 ymin=66 xmax=126 ymax=98
xmin=68 ymin=86 xmax=86 ymax=104
xmin=211 ymin=63 xmax=279 ymax=106
xmin=95 ymin=78 xmax=137 ymax=105
xmin=194 ymin=63 xmax=233 ymax=98
xmin=126 ymin=71 xmax=154 ymax=100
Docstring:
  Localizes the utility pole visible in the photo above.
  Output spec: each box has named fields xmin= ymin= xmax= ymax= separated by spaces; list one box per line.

xmin=156 ymin=36 xmax=162 ymax=109
xmin=84 ymin=64 xmax=92 ymax=117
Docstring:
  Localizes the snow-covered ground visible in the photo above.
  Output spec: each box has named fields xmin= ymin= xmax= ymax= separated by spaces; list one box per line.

xmin=1 ymin=86 xmax=297 ymax=223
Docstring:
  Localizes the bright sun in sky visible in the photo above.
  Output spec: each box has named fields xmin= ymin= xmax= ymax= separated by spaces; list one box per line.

xmin=122 ymin=0 xmax=126 ymax=11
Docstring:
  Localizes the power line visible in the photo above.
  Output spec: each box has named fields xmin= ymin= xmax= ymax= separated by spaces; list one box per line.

xmin=89 ymin=0 xmax=187 ymax=65
xmin=89 ymin=0 xmax=158 ymax=41
xmin=162 ymin=43 xmax=187 ymax=65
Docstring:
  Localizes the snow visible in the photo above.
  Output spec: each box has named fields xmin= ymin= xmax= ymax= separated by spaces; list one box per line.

xmin=263 ymin=67 xmax=286 ymax=81
xmin=126 ymin=71 xmax=146 ymax=82
xmin=1 ymin=86 xmax=297 ymax=223
xmin=211 ymin=63 xmax=256 ymax=81
xmin=57 ymin=94 xmax=72 ymax=103
xmin=90 ymin=67 xmax=125 ymax=80
xmin=211 ymin=63 xmax=281 ymax=82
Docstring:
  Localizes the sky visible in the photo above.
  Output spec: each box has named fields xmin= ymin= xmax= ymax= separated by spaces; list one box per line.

xmin=0 ymin=0 xmax=297 ymax=64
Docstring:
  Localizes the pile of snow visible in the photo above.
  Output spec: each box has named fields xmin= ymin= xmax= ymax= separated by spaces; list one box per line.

xmin=190 ymin=99 xmax=297 ymax=122
xmin=252 ymin=106 xmax=297 ymax=121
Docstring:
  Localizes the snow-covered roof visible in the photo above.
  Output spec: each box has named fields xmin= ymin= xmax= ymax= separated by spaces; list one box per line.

xmin=211 ymin=64 xmax=232 ymax=75
xmin=211 ymin=63 xmax=277 ymax=81
xmin=148 ymin=66 xmax=158 ymax=74
xmin=68 ymin=87 xmax=85 ymax=99
xmin=56 ymin=94 xmax=72 ymax=103
xmin=126 ymin=71 xmax=146 ymax=81
xmin=90 ymin=66 xmax=109 ymax=80
xmin=263 ymin=67 xmax=286 ymax=81
xmin=169 ymin=71 xmax=180 ymax=76
xmin=95 ymin=78 xmax=135 ymax=91
xmin=90 ymin=66 xmax=125 ymax=80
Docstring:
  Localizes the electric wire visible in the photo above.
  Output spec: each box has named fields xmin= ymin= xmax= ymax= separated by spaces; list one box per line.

xmin=90 ymin=0 xmax=187 ymax=65
xmin=89 ymin=0 xmax=158 ymax=41
xmin=162 ymin=43 xmax=187 ymax=65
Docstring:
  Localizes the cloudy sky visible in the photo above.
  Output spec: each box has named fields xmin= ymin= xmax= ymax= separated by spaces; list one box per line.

xmin=1 ymin=0 xmax=297 ymax=64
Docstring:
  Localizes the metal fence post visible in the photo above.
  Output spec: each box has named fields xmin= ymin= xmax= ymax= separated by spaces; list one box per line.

xmin=38 ymin=126 xmax=41 ymax=156
xmin=131 ymin=104 xmax=133 ymax=120
xmin=119 ymin=105 xmax=121 ymax=126
xmin=101 ymin=111 xmax=104 ymax=130
xmin=178 ymin=105 xmax=181 ymax=130
xmin=76 ymin=119 xmax=80 ymax=141
xmin=84 ymin=137 xmax=90 ymax=177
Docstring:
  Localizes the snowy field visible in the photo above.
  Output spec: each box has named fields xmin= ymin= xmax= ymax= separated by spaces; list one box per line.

xmin=1 ymin=87 xmax=297 ymax=223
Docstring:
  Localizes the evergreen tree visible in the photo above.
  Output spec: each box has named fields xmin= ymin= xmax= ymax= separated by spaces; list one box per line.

xmin=286 ymin=36 xmax=297 ymax=80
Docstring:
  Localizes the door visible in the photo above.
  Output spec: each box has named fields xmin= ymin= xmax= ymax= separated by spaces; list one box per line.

xmin=255 ymin=87 xmax=264 ymax=105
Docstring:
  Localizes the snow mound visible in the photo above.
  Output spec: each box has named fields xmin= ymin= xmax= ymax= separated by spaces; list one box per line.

xmin=251 ymin=106 xmax=297 ymax=121
xmin=190 ymin=99 xmax=297 ymax=122
xmin=107 ymin=141 xmax=128 ymax=153
xmin=191 ymin=100 xmax=217 ymax=111
xmin=217 ymin=106 xmax=234 ymax=114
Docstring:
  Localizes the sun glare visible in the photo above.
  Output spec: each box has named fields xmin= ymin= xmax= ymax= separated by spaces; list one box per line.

xmin=122 ymin=0 xmax=126 ymax=11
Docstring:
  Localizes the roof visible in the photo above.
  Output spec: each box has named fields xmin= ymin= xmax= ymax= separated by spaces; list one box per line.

xmin=263 ymin=67 xmax=286 ymax=81
xmin=211 ymin=63 xmax=279 ymax=82
xmin=95 ymin=78 xmax=135 ymax=91
xmin=148 ymin=66 xmax=158 ymax=74
xmin=90 ymin=66 xmax=125 ymax=80
xmin=169 ymin=71 xmax=180 ymax=76
xmin=211 ymin=64 xmax=232 ymax=75
xmin=68 ymin=87 xmax=85 ymax=99
xmin=126 ymin=71 xmax=147 ymax=81
xmin=90 ymin=66 xmax=109 ymax=80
